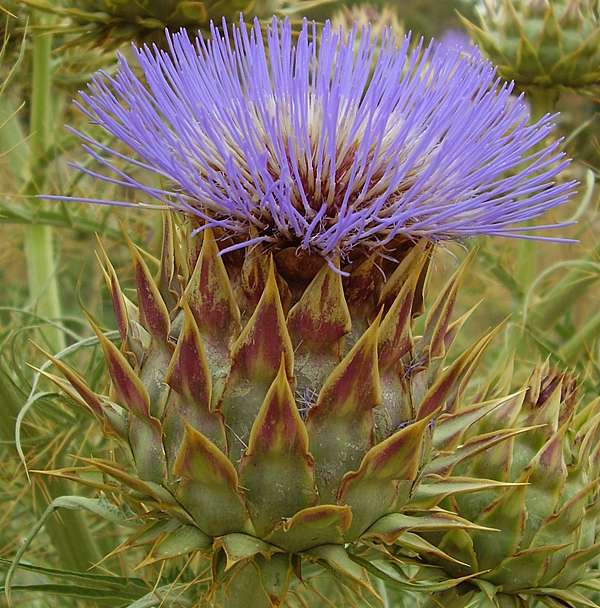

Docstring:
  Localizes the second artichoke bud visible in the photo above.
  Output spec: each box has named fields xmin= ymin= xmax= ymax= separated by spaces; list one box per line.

xmin=463 ymin=0 xmax=600 ymax=91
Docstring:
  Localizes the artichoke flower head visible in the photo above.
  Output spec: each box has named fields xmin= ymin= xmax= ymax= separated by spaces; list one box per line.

xmin=33 ymin=16 xmax=578 ymax=608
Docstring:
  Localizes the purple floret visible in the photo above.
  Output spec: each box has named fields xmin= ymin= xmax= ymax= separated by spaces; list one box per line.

xmin=63 ymin=17 xmax=575 ymax=260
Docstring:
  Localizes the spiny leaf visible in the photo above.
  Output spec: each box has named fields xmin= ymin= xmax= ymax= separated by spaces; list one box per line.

xmin=229 ymin=256 xmax=294 ymax=383
xmin=421 ymin=248 xmax=475 ymax=361
xmin=163 ymin=303 xmax=226 ymax=463
xmin=377 ymin=241 xmax=430 ymax=313
xmin=78 ymin=457 xmax=175 ymax=505
xmin=165 ymin=302 xmax=212 ymax=406
xmin=363 ymin=511 xmax=495 ymax=544
xmin=377 ymin=248 xmax=427 ymax=371
xmin=410 ymin=476 xmax=521 ymax=510
xmin=214 ymin=534 xmax=281 ymax=571
xmin=157 ymin=212 xmax=179 ymax=308
xmin=425 ymin=426 xmax=537 ymax=477
xmin=137 ymin=525 xmax=211 ymax=567
xmin=306 ymin=545 xmax=372 ymax=590
xmin=96 ymin=236 xmax=129 ymax=346
xmin=418 ymin=325 xmax=500 ymax=419
xmin=287 ymin=258 xmax=351 ymax=352
xmin=86 ymin=314 xmax=151 ymax=421
xmin=395 ymin=531 xmax=468 ymax=566
xmin=32 ymin=347 xmax=104 ymax=421
xmin=352 ymin=553 xmax=484 ymax=592
xmin=433 ymin=392 xmax=526 ymax=451
xmin=468 ymin=483 xmax=528 ymax=573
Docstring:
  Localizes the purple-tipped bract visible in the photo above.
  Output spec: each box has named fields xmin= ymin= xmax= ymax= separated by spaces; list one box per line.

xmin=69 ymin=17 xmax=575 ymax=259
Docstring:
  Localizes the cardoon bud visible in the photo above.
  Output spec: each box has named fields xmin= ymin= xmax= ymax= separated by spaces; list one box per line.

xmin=423 ymin=363 xmax=600 ymax=608
xmin=462 ymin=0 xmax=600 ymax=91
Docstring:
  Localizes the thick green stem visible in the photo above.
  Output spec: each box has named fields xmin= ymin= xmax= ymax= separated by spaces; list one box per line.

xmin=24 ymin=16 xmax=64 ymax=353
xmin=7 ymin=14 xmax=101 ymax=571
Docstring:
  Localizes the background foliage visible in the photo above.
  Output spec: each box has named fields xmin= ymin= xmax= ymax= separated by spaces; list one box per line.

xmin=0 ymin=0 xmax=598 ymax=606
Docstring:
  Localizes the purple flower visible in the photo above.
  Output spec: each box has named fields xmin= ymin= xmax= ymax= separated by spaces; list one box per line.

xmin=64 ymin=17 xmax=575 ymax=261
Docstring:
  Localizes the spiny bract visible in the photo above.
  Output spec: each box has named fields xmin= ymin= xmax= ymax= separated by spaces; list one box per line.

xmin=43 ymin=216 xmax=521 ymax=607
xmin=462 ymin=0 xmax=600 ymax=89
xmin=421 ymin=363 xmax=600 ymax=608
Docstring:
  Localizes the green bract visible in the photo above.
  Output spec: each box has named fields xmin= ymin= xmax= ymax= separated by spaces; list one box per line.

xmin=462 ymin=0 xmax=600 ymax=89
xmin=41 ymin=216 xmax=520 ymax=607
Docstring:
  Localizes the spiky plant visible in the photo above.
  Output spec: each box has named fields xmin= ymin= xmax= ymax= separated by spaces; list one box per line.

xmin=17 ymin=0 xmax=335 ymax=47
xmin=421 ymin=363 xmax=600 ymax=608
xmin=21 ymin=17 xmax=576 ymax=608
xmin=462 ymin=0 xmax=600 ymax=91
